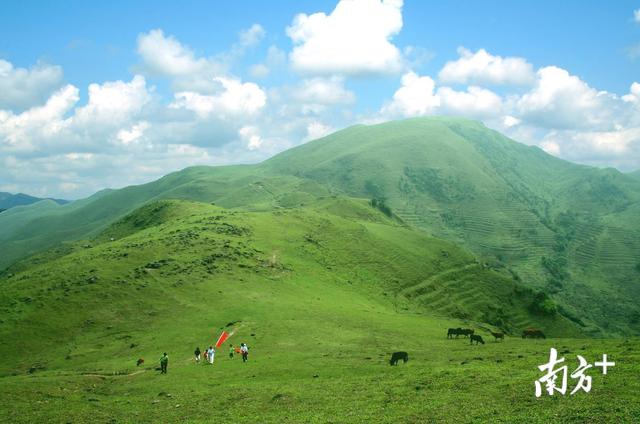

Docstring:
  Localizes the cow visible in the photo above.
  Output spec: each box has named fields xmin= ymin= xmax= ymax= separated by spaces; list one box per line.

xmin=447 ymin=328 xmax=474 ymax=338
xmin=389 ymin=351 xmax=409 ymax=366
xmin=522 ymin=329 xmax=546 ymax=339
xmin=470 ymin=335 xmax=485 ymax=345
xmin=136 ymin=358 xmax=145 ymax=367
xmin=489 ymin=331 xmax=505 ymax=342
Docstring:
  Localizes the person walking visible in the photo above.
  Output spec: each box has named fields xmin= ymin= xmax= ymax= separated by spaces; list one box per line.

xmin=194 ymin=347 xmax=201 ymax=363
xmin=160 ymin=353 xmax=169 ymax=374
xmin=229 ymin=344 xmax=234 ymax=359
xmin=240 ymin=343 xmax=249 ymax=363
xmin=207 ymin=345 xmax=215 ymax=364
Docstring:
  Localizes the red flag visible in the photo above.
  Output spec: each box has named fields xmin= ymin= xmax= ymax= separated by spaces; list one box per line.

xmin=215 ymin=331 xmax=229 ymax=348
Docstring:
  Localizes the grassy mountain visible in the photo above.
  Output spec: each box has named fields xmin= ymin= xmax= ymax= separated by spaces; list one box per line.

xmin=263 ymin=117 xmax=640 ymax=335
xmin=5 ymin=197 xmax=636 ymax=423
xmin=2 ymin=117 xmax=639 ymax=336
xmin=0 ymin=192 xmax=67 ymax=210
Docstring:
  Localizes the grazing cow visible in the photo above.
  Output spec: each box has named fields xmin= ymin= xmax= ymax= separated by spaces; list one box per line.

xmin=460 ymin=328 xmax=474 ymax=338
xmin=447 ymin=328 xmax=475 ymax=338
xmin=522 ymin=329 xmax=546 ymax=339
xmin=136 ymin=358 xmax=145 ymax=367
xmin=489 ymin=331 xmax=504 ymax=342
xmin=389 ymin=351 xmax=409 ymax=366
xmin=470 ymin=335 xmax=485 ymax=345
xmin=447 ymin=328 xmax=461 ymax=339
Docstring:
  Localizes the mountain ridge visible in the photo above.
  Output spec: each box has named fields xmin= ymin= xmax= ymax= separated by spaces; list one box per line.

xmin=1 ymin=116 xmax=639 ymax=335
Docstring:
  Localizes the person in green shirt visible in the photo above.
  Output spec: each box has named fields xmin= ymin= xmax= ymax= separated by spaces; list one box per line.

xmin=229 ymin=344 xmax=234 ymax=359
xmin=160 ymin=353 xmax=168 ymax=374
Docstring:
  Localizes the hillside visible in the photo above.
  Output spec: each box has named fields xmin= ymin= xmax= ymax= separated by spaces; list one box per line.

xmin=263 ymin=117 xmax=640 ymax=335
xmin=0 ymin=192 xmax=68 ymax=210
xmin=1 ymin=198 xmax=637 ymax=423
xmin=0 ymin=198 xmax=579 ymax=374
xmin=2 ymin=117 xmax=639 ymax=336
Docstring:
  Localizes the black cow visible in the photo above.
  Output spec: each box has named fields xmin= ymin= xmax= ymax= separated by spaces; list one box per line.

xmin=470 ymin=335 xmax=485 ymax=345
xmin=447 ymin=328 xmax=475 ymax=338
xmin=389 ymin=351 xmax=409 ymax=366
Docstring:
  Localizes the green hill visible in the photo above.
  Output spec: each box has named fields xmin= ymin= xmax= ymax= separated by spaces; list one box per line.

xmin=6 ymin=197 xmax=639 ymax=422
xmin=2 ymin=117 xmax=639 ymax=337
xmin=0 ymin=198 xmax=637 ymax=423
xmin=0 ymin=192 xmax=68 ymax=210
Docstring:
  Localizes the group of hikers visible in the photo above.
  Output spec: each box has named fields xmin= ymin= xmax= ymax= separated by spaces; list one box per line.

xmin=158 ymin=343 xmax=249 ymax=374
xmin=193 ymin=343 xmax=249 ymax=364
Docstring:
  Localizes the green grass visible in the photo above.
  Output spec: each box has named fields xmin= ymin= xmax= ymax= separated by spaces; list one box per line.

xmin=4 ymin=198 xmax=627 ymax=422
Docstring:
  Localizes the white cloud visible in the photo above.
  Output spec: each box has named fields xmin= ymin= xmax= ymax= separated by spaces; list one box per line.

xmin=0 ymin=59 xmax=64 ymax=110
xmin=75 ymin=75 xmax=151 ymax=126
xmin=437 ymin=86 xmax=502 ymax=118
xmin=439 ymin=47 xmax=535 ymax=86
xmin=503 ymin=115 xmax=521 ymax=128
xmin=117 ymin=121 xmax=150 ymax=145
xmin=239 ymin=126 xmax=263 ymax=150
xmin=136 ymin=29 xmax=226 ymax=93
xmin=622 ymin=82 xmax=640 ymax=103
xmin=306 ymin=121 xmax=334 ymax=140
xmin=294 ymin=77 xmax=355 ymax=105
xmin=516 ymin=66 xmax=615 ymax=130
xmin=540 ymin=140 xmax=561 ymax=156
xmin=381 ymin=71 xmax=440 ymax=117
xmin=170 ymin=77 xmax=266 ymax=118
xmin=137 ymin=29 xmax=212 ymax=77
xmin=287 ymin=0 xmax=404 ymax=75
xmin=239 ymin=24 xmax=265 ymax=48
xmin=635 ymin=9 xmax=640 ymax=23
xmin=0 ymin=84 xmax=79 ymax=152
xmin=381 ymin=71 xmax=502 ymax=119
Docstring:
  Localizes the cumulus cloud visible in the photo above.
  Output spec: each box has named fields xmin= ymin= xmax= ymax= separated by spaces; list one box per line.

xmin=136 ymin=29 xmax=226 ymax=93
xmin=287 ymin=0 xmax=404 ymax=75
xmin=439 ymin=47 xmax=535 ymax=86
xmin=239 ymin=24 xmax=266 ymax=48
xmin=382 ymin=71 xmax=502 ymax=119
xmin=306 ymin=121 xmax=334 ymax=140
xmin=0 ymin=84 xmax=79 ymax=152
xmin=75 ymin=75 xmax=151 ymax=126
xmin=170 ymin=77 xmax=266 ymax=118
xmin=438 ymin=86 xmax=502 ymax=118
xmin=516 ymin=66 xmax=616 ymax=130
xmin=0 ymin=59 xmax=64 ymax=110
xmin=293 ymin=77 xmax=355 ymax=108
xmin=381 ymin=71 xmax=440 ymax=117
xmin=239 ymin=126 xmax=263 ymax=150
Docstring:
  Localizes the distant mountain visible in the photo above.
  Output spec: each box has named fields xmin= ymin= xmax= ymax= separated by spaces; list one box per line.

xmin=0 ymin=192 xmax=68 ymax=210
xmin=1 ymin=117 xmax=639 ymax=335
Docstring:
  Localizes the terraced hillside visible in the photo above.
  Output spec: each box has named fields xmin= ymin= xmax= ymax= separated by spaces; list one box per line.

xmin=264 ymin=117 xmax=640 ymax=335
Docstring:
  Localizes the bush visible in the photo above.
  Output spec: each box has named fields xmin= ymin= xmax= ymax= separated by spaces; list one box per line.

xmin=369 ymin=197 xmax=392 ymax=217
xmin=529 ymin=291 xmax=557 ymax=316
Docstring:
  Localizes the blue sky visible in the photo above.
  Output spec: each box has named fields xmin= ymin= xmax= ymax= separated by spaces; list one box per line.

xmin=1 ymin=0 xmax=640 ymax=198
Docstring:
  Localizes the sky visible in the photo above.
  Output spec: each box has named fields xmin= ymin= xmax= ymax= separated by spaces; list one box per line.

xmin=1 ymin=0 xmax=640 ymax=199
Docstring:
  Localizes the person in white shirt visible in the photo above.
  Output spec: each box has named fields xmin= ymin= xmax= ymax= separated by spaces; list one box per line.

xmin=240 ymin=343 xmax=249 ymax=363
xmin=208 ymin=346 xmax=215 ymax=364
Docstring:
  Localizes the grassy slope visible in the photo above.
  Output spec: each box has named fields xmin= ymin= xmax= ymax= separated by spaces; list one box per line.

xmin=264 ymin=117 xmax=640 ymax=335
xmin=0 ymin=199 xmax=636 ymax=423
xmin=2 ymin=117 xmax=639 ymax=336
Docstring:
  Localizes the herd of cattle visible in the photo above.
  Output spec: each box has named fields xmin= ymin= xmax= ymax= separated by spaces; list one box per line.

xmin=446 ymin=327 xmax=546 ymax=345
xmin=389 ymin=327 xmax=548 ymax=365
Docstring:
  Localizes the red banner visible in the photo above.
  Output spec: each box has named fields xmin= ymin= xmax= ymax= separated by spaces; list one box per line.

xmin=215 ymin=331 xmax=229 ymax=348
